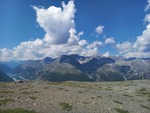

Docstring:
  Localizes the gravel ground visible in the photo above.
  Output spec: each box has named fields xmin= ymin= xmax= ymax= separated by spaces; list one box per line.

xmin=0 ymin=80 xmax=150 ymax=113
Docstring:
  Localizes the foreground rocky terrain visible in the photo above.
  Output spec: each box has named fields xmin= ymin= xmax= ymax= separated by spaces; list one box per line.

xmin=0 ymin=80 xmax=150 ymax=113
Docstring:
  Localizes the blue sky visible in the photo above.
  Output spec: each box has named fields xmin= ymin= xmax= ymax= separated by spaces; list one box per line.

xmin=0 ymin=0 xmax=150 ymax=61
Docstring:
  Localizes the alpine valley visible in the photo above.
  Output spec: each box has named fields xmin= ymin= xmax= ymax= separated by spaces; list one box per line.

xmin=0 ymin=54 xmax=150 ymax=82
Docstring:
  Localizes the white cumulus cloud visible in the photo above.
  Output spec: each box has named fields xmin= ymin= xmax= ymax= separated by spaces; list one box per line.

xmin=86 ymin=41 xmax=103 ymax=49
xmin=95 ymin=25 xmax=104 ymax=35
xmin=116 ymin=41 xmax=134 ymax=55
xmin=102 ymin=52 xmax=110 ymax=57
xmin=116 ymin=0 xmax=150 ymax=58
xmin=105 ymin=37 xmax=115 ymax=45
xmin=145 ymin=14 xmax=150 ymax=23
xmin=116 ymin=24 xmax=150 ymax=58
xmin=133 ymin=24 xmax=150 ymax=52
xmin=0 ymin=48 xmax=13 ymax=61
xmin=0 ymin=1 xmax=102 ymax=61
xmin=32 ymin=1 xmax=76 ymax=44
xmin=145 ymin=0 xmax=150 ymax=11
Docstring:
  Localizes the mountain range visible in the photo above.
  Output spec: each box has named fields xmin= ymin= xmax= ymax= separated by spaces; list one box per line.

xmin=0 ymin=69 xmax=14 ymax=82
xmin=0 ymin=54 xmax=150 ymax=82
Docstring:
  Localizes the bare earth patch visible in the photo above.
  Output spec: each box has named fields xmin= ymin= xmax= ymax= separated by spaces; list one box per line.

xmin=0 ymin=80 xmax=150 ymax=113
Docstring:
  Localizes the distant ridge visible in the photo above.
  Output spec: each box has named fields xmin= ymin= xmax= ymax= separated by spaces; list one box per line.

xmin=0 ymin=69 xmax=14 ymax=82
xmin=1 ymin=54 xmax=150 ymax=82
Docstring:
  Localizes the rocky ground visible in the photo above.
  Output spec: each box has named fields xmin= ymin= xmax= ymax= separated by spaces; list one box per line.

xmin=0 ymin=80 xmax=150 ymax=113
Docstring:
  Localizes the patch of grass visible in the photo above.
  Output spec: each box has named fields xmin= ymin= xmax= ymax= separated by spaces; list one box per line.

xmin=105 ymin=88 xmax=112 ymax=90
xmin=123 ymin=88 xmax=129 ymax=90
xmin=21 ymin=91 xmax=31 ymax=94
xmin=58 ymin=87 xmax=65 ymax=90
xmin=22 ymin=87 xmax=29 ymax=90
xmin=32 ymin=91 xmax=39 ymax=93
xmin=123 ymin=94 xmax=133 ymax=97
xmin=97 ymin=95 xmax=102 ymax=98
xmin=114 ymin=108 xmax=129 ymax=113
xmin=29 ymin=96 xmax=37 ymax=100
xmin=0 ymin=99 xmax=14 ymax=106
xmin=83 ymin=101 xmax=89 ymax=104
xmin=78 ymin=91 xmax=84 ymax=93
xmin=105 ymin=87 xmax=113 ymax=90
xmin=137 ymin=100 xmax=143 ymax=103
xmin=136 ymin=88 xmax=147 ymax=95
xmin=62 ymin=82 xmax=82 ymax=88
xmin=135 ymin=88 xmax=150 ymax=98
xmin=59 ymin=102 xmax=72 ymax=111
xmin=141 ymin=105 xmax=150 ymax=110
xmin=138 ymin=88 xmax=147 ymax=92
xmin=43 ymin=86 xmax=49 ymax=89
xmin=48 ymin=82 xmax=64 ymax=85
xmin=113 ymin=100 xmax=123 ymax=104
xmin=0 ymin=90 xmax=15 ymax=93
xmin=109 ymin=95 xmax=113 ymax=97
xmin=21 ymin=91 xmax=39 ymax=94
xmin=65 ymin=89 xmax=69 ymax=91
xmin=27 ymin=84 xmax=33 ymax=88
xmin=0 ymin=108 xmax=37 ymax=113
xmin=137 ymin=92 xmax=147 ymax=95
xmin=91 ymin=97 xmax=95 ymax=99
xmin=124 ymin=83 xmax=133 ymax=86
xmin=130 ymin=99 xmax=134 ymax=101
xmin=98 ymin=86 xmax=102 ymax=89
